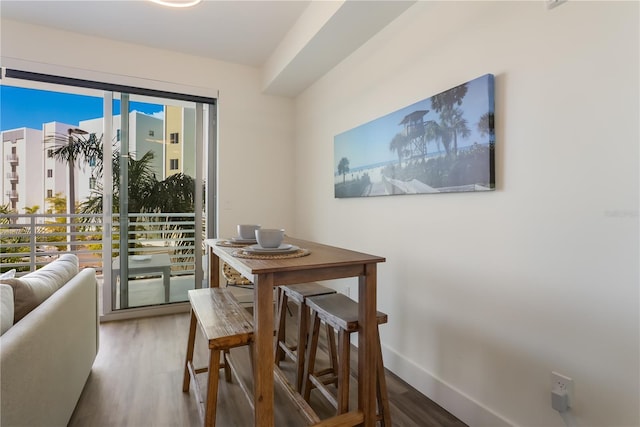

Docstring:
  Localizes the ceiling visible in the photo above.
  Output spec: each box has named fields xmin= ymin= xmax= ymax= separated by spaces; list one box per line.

xmin=0 ymin=0 xmax=415 ymax=96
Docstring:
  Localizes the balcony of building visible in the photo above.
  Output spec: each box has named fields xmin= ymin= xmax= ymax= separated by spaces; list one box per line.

xmin=6 ymin=153 xmax=19 ymax=165
xmin=6 ymin=172 xmax=19 ymax=183
xmin=0 ymin=212 xmax=208 ymax=315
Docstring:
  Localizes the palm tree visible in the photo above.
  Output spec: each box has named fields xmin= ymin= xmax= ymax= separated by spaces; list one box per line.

xmin=47 ymin=130 xmax=101 ymax=251
xmin=47 ymin=129 xmax=94 ymax=215
xmin=79 ymin=148 xmax=197 ymax=255
xmin=23 ymin=205 xmax=40 ymax=214
xmin=337 ymin=157 xmax=350 ymax=184
xmin=0 ymin=203 xmax=12 ymax=225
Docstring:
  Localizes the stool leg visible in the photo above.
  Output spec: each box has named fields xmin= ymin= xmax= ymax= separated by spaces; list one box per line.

xmin=182 ymin=309 xmax=197 ymax=392
xmin=223 ymin=349 xmax=232 ymax=382
xmin=303 ymin=310 xmax=321 ymax=401
xmin=325 ymin=325 xmax=338 ymax=387
xmin=295 ymin=300 xmax=308 ymax=392
xmin=274 ymin=290 xmax=288 ymax=364
xmin=205 ymin=349 xmax=221 ymax=427
xmin=336 ymin=329 xmax=350 ymax=414
xmin=376 ymin=330 xmax=391 ymax=426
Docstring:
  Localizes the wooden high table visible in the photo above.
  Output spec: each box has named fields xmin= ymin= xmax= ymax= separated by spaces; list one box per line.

xmin=204 ymin=237 xmax=385 ymax=427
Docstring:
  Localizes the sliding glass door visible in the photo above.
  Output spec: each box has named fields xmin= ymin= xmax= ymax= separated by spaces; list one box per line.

xmin=105 ymin=92 xmax=209 ymax=312
xmin=1 ymin=66 xmax=217 ymax=318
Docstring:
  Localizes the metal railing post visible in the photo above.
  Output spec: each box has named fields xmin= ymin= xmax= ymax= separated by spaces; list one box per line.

xmin=29 ymin=215 xmax=36 ymax=271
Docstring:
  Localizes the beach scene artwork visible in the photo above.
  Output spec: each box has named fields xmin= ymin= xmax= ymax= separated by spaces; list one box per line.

xmin=334 ymin=74 xmax=495 ymax=198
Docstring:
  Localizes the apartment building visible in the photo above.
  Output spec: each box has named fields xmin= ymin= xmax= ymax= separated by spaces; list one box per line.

xmin=1 ymin=127 xmax=42 ymax=211
xmin=0 ymin=107 xmax=192 ymax=215
xmin=80 ymin=111 xmax=168 ymax=181
xmin=41 ymin=121 xmax=85 ymax=211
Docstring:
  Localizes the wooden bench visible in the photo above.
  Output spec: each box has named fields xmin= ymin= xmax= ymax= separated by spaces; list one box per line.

xmin=182 ymin=288 xmax=254 ymax=427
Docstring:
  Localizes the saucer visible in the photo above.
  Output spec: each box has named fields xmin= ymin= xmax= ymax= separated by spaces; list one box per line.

xmin=243 ymin=244 xmax=298 ymax=254
xmin=230 ymin=237 xmax=257 ymax=244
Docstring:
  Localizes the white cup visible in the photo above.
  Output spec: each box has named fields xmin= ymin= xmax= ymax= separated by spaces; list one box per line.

xmin=255 ymin=228 xmax=285 ymax=248
xmin=237 ymin=224 xmax=261 ymax=240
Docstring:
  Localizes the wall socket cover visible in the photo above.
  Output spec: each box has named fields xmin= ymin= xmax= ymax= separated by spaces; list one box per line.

xmin=551 ymin=371 xmax=574 ymax=406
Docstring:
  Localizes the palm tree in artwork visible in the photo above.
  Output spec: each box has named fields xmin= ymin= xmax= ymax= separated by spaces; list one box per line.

xmin=441 ymin=107 xmax=471 ymax=156
xmin=431 ymin=83 xmax=469 ymax=157
xmin=425 ymin=120 xmax=445 ymax=156
xmin=477 ymin=112 xmax=495 ymax=143
xmin=337 ymin=157 xmax=350 ymax=184
xmin=389 ymin=133 xmax=408 ymax=168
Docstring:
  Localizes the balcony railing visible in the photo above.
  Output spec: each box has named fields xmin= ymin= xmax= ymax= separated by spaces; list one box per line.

xmin=6 ymin=154 xmax=18 ymax=165
xmin=6 ymin=172 xmax=19 ymax=182
xmin=0 ymin=212 xmax=203 ymax=276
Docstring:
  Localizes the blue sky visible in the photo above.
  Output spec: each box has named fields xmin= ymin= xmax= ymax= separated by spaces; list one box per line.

xmin=0 ymin=85 xmax=163 ymax=132
xmin=334 ymin=74 xmax=494 ymax=172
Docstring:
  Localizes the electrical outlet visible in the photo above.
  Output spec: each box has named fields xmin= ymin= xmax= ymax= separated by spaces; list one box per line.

xmin=551 ymin=371 xmax=574 ymax=408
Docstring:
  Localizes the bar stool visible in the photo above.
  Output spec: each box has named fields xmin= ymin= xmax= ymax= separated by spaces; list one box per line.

xmin=274 ymin=282 xmax=337 ymax=392
xmin=302 ymin=293 xmax=391 ymax=426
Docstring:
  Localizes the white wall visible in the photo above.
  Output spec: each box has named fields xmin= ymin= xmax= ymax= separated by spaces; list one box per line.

xmin=0 ymin=19 xmax=297 ymax=237
xmin=295 ymin=2 xmax=639 ymax=426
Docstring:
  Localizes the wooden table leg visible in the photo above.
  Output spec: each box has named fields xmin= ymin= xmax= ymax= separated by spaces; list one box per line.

xmin=358 ymin=263 xmax=377 ymax=427
xmin=253 ymin=273 xmax=275 ymax=427
xmin=209 ymin=247 xmax=220 ymax=288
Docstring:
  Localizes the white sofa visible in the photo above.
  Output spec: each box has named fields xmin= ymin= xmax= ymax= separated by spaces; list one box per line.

xmin=0 ymin=254 xmax=99 ymax=427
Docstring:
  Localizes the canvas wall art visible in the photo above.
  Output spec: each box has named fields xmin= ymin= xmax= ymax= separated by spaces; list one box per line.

xmin=334 ymin=74 xmax=495 ymax=198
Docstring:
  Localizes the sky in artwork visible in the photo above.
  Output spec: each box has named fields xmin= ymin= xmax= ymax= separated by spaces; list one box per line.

xmin=333 ymin=74 xmax=494 ymax=173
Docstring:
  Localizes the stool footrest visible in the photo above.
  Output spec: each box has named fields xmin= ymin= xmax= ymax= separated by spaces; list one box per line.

xmin=309 ymin=374 xmax=339 ymax=409
xmin=274 ymin=366 xmax=321 ymax=425
xmin=311 ymin=411 xmax=364 ymax=427
xmin=224 ymin=348 xmax=254 ymax=410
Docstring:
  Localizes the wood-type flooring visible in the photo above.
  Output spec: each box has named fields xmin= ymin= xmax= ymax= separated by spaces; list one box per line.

xmin=69 ymin=307 xmax=467 ymax=426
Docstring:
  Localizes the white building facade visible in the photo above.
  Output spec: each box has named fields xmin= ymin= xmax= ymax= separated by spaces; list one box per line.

xmin=2 ymin=110 xmax=172 ymax=215
xmin=1 ymin=127 xmax=43 ymax=211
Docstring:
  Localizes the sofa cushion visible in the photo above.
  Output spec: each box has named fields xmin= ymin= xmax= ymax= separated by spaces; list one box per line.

xmin=0 ymin=284 xmax=14 ymax=335
xmin=0 ymin=254 xmax=79 ymax=323
xmin=0 ymin=269 xmax=16 ymax=280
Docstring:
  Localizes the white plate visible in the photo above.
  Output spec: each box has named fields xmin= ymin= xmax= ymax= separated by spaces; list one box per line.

xmin=230 ymin=237 xmax=257 ymax=244
xmin=131 ymin=255 xmax=152 ymax=261
xmin=243 ymin=244 xmax=298 ymax=254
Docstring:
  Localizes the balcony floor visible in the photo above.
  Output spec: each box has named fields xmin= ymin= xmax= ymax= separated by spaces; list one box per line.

xmin=96 ymin=275 xmax=253 ymax=315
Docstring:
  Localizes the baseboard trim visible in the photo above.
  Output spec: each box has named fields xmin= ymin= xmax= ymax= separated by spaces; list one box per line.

xmin=100 ymin=302 xmax=190 ymax=322
xmin=382 ymin=345 xmax=517 ymax=427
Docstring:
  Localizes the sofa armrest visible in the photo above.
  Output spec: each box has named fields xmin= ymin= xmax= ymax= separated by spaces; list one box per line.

xmin=0 ymin=268 xmax=98 ymax=427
